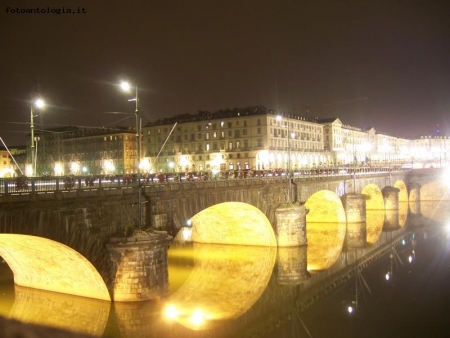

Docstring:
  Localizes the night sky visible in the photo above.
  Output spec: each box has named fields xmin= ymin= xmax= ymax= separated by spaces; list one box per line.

xmin=1 ymin=0 xmax=450 ymax=146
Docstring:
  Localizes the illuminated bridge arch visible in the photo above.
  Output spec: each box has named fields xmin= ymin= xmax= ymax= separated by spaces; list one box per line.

xmin=394 ymin=180 xmax=408 ymax=202
xmin=191 ymin=202 xmax=277 ymax=246
xmin=304 ymin=190 xmax=346 ymax=271
xmin=361 ymin=183 xmax=384 ymax=244
xmin=0 ymin=234 xmax=110 ymax=301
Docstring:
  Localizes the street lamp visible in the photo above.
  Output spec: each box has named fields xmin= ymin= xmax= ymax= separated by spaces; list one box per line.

xmin=30 ymin=98 xmax=45 ymax=176
xmin=120 ymin=80 xmax=142 ymax=229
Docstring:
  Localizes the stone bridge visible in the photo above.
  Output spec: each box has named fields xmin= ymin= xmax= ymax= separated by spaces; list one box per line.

xmin=0 ymin=168 xmax=447 ymax=302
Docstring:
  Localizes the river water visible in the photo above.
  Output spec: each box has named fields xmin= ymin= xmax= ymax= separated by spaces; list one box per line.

xmin=1 ymin=202 xmax=450 ymax=338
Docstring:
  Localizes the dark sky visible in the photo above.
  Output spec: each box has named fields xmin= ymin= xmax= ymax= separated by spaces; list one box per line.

xmin=1 ymin=0 xmax=450 ymax=146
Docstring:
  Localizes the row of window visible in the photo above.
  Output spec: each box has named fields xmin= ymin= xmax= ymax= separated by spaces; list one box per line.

xmin=151 ymin=119 xmax=263 ymax=135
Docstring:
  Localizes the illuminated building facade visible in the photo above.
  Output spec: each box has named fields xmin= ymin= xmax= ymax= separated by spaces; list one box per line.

xmin=14 ymin=107 xmax=450 ymax=177
xmin=142 ymin=106 xmax=326 ymax=173
xmin=30 ymin=126 xmax=137 ymax=176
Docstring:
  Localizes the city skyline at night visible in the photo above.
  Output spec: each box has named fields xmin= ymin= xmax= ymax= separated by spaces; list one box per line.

xmin=1 ymin=0 xmax=449 ymax=147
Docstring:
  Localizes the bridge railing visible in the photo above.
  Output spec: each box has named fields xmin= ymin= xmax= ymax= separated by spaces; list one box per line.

xmin=0 ymin=166 xmax=410 ymax=196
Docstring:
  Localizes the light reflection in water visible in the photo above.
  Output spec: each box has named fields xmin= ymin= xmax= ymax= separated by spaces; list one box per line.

xmin=2 ymin=199 xmax=450 ymax=337
xmin=306 ymin=222 xmax=346 ymax=271
xmin=164 ymin=241 xmax=277 ymax=330
xmin=366 ymin=209 xmax=384 ymax=244
xmin=399 ymin=201 xmax=409 ymax=227
xmin=420 ymin=201 xmax=450 ymax=223
xmin=9 ymin=285 xmax=110 ymax=336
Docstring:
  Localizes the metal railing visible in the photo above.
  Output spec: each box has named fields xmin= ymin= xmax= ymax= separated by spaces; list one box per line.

xmin=0 ymin=166 xmax=410 ymax=196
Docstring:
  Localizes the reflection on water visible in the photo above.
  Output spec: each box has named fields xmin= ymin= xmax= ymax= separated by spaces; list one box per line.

xmin=420 ymin=201 xmax=450 ymax=223
xmin=366 ymin=209 xmax=384 ymax=244
xmin=276 ymin=246 xmax=310 ymax=284
xmin=384 ymin=209 xmax=400 ymax=231
xmin=10 ymin=286 xmax=110 ymax=336
xmin=399 ymin=201 xmax=409 ymax=227
xmin=165 ymin=242 xmax=277 ymax=330
xmin=1 ymin=200 xmax=450 ymax=337
xmin=306 ymin=222 xmax=346 ymax=271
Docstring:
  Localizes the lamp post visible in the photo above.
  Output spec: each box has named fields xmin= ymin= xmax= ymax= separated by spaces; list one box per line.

xmin=120 ymin=81 xmax=142 ymax=229
xmin=30 ymin=98 xmax=45 ymax=176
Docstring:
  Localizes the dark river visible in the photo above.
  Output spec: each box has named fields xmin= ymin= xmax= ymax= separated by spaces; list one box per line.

xmin=1 ymin=202 xmax=450 ymax=338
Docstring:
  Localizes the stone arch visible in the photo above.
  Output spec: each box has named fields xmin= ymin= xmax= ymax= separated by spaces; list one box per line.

xmin=361 ymin=184 xmax=384 ymax=210
xmin=394 ymin=180 xmax=408 ymax=202
xmin=420 ymin=179 xmax=450 ymax=201
xmin=304 ymin=190 xmax=346 ymax=223
xmin=304 ymin=190 xmax=346 ymax=271
xmin=0 ymin=234 xmax=110 ymax=301
xmin=361 ymin=184 xmax=384 ymax=244
xmin=191 ymin=202 xmax=277 ymax=246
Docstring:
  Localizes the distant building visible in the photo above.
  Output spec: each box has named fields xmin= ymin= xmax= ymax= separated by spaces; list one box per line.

xmin=0 ymin=145 xmax=26 ymax=177
xmin=29 ymin=126 xmax=137 ymax=175
xmin=17 ymin=106 xmax=450 ymax=177
xmin=142 ymin=106 xmax=326 ymax=173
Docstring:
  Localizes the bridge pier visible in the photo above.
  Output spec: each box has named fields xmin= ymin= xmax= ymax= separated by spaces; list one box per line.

xmin=382 ymin=186 xmax=400 ymax=210
xmin=341 ymin=194 xmax=367 ymax=249
xmin=382 ymin=186 xmax=400 ymax=231
xmin=342 ymin=193 xmax=366 ymax=223
xmin=275 ymin=205 xmax=308 ymax=247
xmin=106 ymin=231 xmax=171 ymax=302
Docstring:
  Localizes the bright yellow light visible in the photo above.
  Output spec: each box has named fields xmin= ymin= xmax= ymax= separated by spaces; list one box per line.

xmin=182 ymin=227 xmax=192 ymax=241
xmin=34 ymin=98 xmax=45 ymax=109
xmin=190 ymin=309 xmax=205 ymax=326
xmin=103 ymin=159 xmax=115 ymax=173
xmin=25 ymin=164 xmax=33 ymax=176
xmin=164 ymin=305 xmax=180 ymax=320
xmin=54 ymin=162 xmax=64 ymax=176
xmin=70 ymin=162 xmax=80 ymax=174
xmin=120 ymin=81 xmax=131 ymax=92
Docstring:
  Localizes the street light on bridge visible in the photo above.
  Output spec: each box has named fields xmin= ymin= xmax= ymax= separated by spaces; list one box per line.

xmin=30 ymin=98 xmax=46 ymax=176
xmin=119 ymin=80 xmax=142 ymax=229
